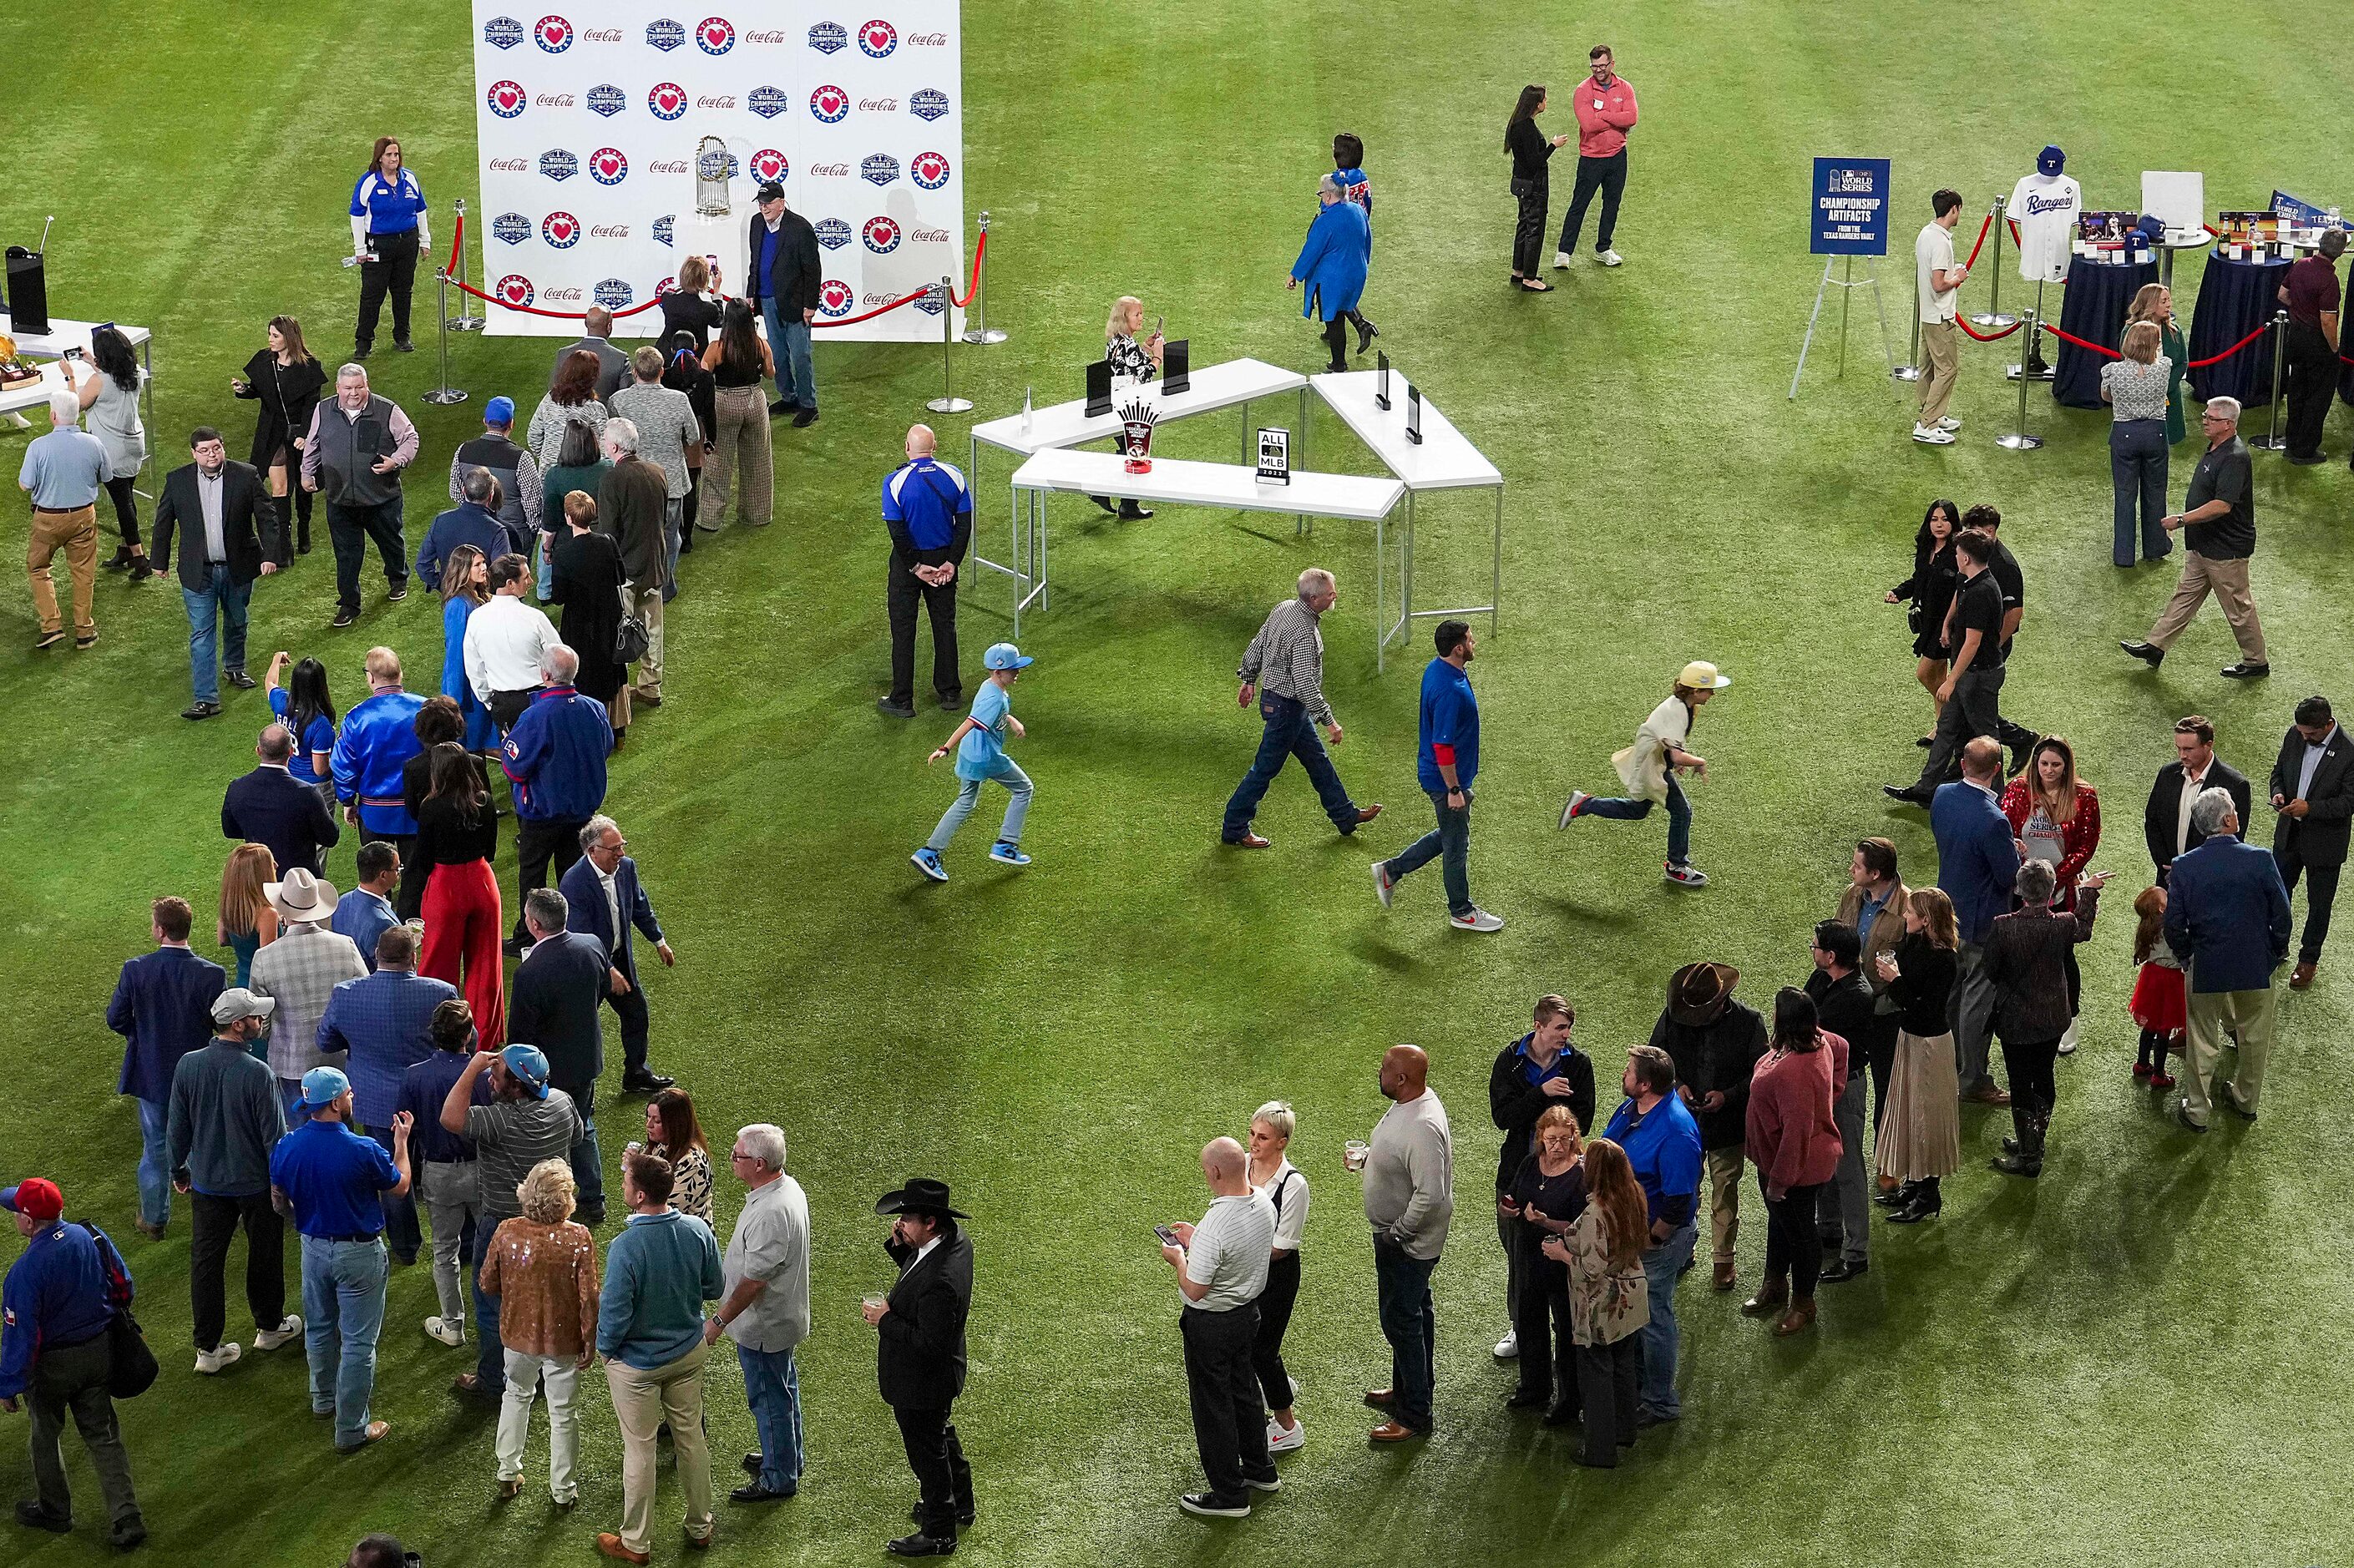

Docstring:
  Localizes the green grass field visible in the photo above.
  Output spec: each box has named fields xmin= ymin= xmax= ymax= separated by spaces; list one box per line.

xmin=6 ymin=3 xmax=2354 ymax=1564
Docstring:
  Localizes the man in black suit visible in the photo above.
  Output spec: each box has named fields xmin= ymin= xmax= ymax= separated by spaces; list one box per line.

xmin=505 ymin=888 xmax=617 ymax=1223
xmin=559 ymin=814 xmax=676 ymax=1095
xmin=221 ymin=725 xmax=342 ymax=876
xmin=152 ymin=427 xmax=284 ymax=719
xmin=546 ymin=308 xmax=630 ymax=406
xmin=863 ymin=1178 xmax=975 ymax=1559
xmin=2144 ymin=715 xmax=2252 ymax=885
xmin=2269 ymin=695 xmax=2354 ymax=990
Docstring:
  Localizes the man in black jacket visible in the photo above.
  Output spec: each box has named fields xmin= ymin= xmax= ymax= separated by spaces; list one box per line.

xmin=153 ymin=427 xmax=283 ymax=718
xmin=504 ymin=888 xmax=616 ymax=1222
xmin=1805 ymin=924 xmax=1886 ymax=1283
xmin=222 ymin=725 xmax=342 ymax=876
xmin=1646 ymin=962 xmax=1765 ymax=1293
xmin=2144 ymin=715 xmax=2252 ymax=884
xmin=1486 ymin=994 xmax=1592 ymax=1361
xmin=2270 ymin=695 xmax=2354 ymax=990
xmin=746 ymin=181 xmax=823 ymax=426
xmin=864 ymin=1178 xmax=975 ymax=1558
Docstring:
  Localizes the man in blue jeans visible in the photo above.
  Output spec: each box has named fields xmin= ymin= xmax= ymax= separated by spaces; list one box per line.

xmin=1359 ymin=1044 xmax=1452 ymax=1440
xmin=1599 ymin=1044 xmax=1702 ymax=1424
xmin=1223 ymin=568 xmax=1382 ymax=847
xmin=744 ymin=181 xmax=822 ymax=427
xmin=1373 ymin=620 xmax=1502 ymax=931
xmin=150 ymin=427 xmax=283 ymax=721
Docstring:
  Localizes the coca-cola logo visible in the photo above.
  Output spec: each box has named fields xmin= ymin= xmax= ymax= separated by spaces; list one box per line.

xmin=590 ymin=223 xmax=630 ymax=238
xmin=910 ymin=89 xmax=949 ymax=121
xmin=905 ymin=30 xmax=946 ymax=45
xmin=807 ymin=20 xmax=848 ymax=53
xmin=586 ymin=83 xmax=625 ymax=116
xmin=488 ymin=80 xmax=528 ymax=118
xmin=818 ymin=279 xmax=855 ymax=317
xmin=542 ymin=285 xmax=585 ymax=303
xmin=580 ymin=25 xmax=620 ymax=41
xmin=810 ymin=83 xmax=849 ymax=122
xmin=539 ymin=149 xmax=578 ymax=180
xmin=908 ymin=225 xmax=950 ymax=244
xmin=814 ymin=217 xmax=853 ymax=249
xmin=495 ymin=274 xmax=535 ymax=306
xmin=489 ymin=156 xmax=529 ymax=173
xmin=541 ymin=210 xmax=581 ymax=248
xmin=807 ymin=162 xmax=850 ymax=179
xmin=648 ymin=82 xmax=687 ymax=119
xmin=743 ymin=28 xmax=788 ymax=43
xmin=910 ymin=150 xmax=950 ymax=190
xmin=858 ymin=97 xmax=899 ymax=113
xmin=647 ymin=159 xmax=690 ymax=175
xmin=645 ymin=17 xmax=685 ymax=49
xmin=532 ymin=92 xmax=575 ymax=108
xmin=862 ymin=153 xmax=900 ymax=186
xmin=748 ymin=85 xmax=789 ymax=118
xmin=696 ymin=94 xmax=736 ymax=109
xmin=491 ymin=211 xmax=532 ymax=245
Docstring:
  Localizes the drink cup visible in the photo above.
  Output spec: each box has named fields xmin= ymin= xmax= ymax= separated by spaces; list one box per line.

xmin=1344 ymin=1140 xmax=1370 ymax=1173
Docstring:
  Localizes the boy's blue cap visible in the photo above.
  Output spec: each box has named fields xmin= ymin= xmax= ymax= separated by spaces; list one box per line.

xmin=983 ymin=643 xmax=1034 ymax=670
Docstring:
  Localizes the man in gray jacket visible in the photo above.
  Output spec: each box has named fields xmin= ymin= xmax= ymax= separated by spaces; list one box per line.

xmin=1357 ymin=1044 xmax=1451 ymax=1441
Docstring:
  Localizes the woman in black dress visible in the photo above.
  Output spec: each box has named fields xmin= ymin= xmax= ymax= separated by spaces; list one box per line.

xmin=1886 ymin=497 xmax=1960 ymax=746
xmin=1497 ymin=1105 xmax=1587 ymax=1424
xmin=1504 ymin=85 xmax=1572 ymax=291
xmin=230 ymin=315 xmax=327 ymax=554
xmin=549 ymin=490 xmax=631 ymax=745
xmin=662 ymin=331 xmax=717 ymax=552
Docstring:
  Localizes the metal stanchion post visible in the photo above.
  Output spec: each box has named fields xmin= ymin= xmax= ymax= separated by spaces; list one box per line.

xmin=1972 ymin=197 xmax=2017 ymax=328
xmin=959 ymin=210 xmax=1006 ymax=346
xmin=448 ymin=199 xmax=484 ymax=332
xmin=1893 ymin=276 xmax=1920 ymax=381
xmin=925 ymin=280 xmax=972 ymax=414
xmin=2247 ymin=310 xmax=2291 ymax=451
xmin=1994 ymin=309 xmax=2041 ymax=449
xmin=423 ymin=272 xmax=468 ymax=406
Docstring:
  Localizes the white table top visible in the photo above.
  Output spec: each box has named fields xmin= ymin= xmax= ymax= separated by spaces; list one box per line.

xmin=0 ymin=357 xmax=77 ymax=417
xmin=972 ymin=357 xmax=1307 ymax=457
xmin=1010 ymin=449 xmax=1403 ymax=523
xmin=1310 ymin=372 xmax=1501 ymax=492
xmin=0 ymin=311 xmax=154 ymax=357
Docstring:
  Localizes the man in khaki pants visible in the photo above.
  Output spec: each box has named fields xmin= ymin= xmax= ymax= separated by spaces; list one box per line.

xmin=17 ymin=389 xmax=110 ymax=649
xmin=2123 ymin=397 xmax=2270 ymax=680
xmin=2163 ymin=787 xmax=2292 ymax=1130
xmin=595 ymin=1148 xmax=721 ymax=1565
xmin=1911 ymin=189 xmax=1970 ymax=445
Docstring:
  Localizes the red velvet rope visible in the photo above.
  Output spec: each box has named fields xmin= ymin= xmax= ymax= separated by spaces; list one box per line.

xmin=1963 ymin=210 xmax=1994 ymax=269
xmin=1952 ymin=316 xmax=2022 ymax=342
xmin=2039 ymin=320 xmax=2271 ymax=369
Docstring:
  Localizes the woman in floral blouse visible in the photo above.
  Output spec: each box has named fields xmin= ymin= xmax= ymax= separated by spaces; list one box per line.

xmin=480 ymin=1159 xmax=600 ymax=1505
xmin=1092 ymin=296 xmax=1162 ymax=521
xmin=633 ymin=1088 xmax=714 ymax=1225
xmin=1543 ymin=1136 xmax=1649 ymax=1467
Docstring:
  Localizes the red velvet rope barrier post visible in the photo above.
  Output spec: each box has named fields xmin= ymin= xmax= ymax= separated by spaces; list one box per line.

xmin=2038 ymin=322 xmax=2120 ymax=359
xmin=1963 ymin=210 xmax=1994 ymax=269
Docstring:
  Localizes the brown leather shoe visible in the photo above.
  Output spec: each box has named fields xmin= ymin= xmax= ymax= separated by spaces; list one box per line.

xmin=1368 ymin=1420 xmax=1427 ymax=1443
xmin=1711 ymin=1257 xmax=1737 ymax=1292
xmin=1773 ymin=1298 xmax=1818 ymax=1337
xmin=2290 ymin=962 xmax=2317 ymax=990
xmin=1230 ymin=832 xmax=1272 ymax=849
xmin=1362 ymin=1387 xmax=1397 ymax=1410
xmin=1354 ymin=805 xmax=1384 ymax=825
xmin=596 ymin=1534 xmax=652 ymax=1565
xmin=1739 ymin=1284 xmax=1788 ymax=1318
xmin=1962 ymin=1084 xmax=2012 ymax=1106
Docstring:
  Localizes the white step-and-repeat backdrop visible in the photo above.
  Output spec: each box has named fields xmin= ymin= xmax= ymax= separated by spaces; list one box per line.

xmin=469 ymin=4 xmax=964 ymax=339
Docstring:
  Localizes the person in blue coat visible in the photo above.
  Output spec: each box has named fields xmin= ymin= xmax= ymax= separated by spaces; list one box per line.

xmin=106 ymin=897 xmax=228 ymax=1237
xmin=1288 ymin=176 xmax=1372 ymax=373
xmin=2164 ymin=787 xmax=2292 ymax=1130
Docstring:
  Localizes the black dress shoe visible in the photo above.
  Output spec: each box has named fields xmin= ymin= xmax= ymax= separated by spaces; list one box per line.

xmin=224 ymin=667 xmax=257 ymax=690
xmin=2220 ymin=662 xmax=2270 ymax=680
xmin=15 ymin=1501 xmax=71 ymax=1533
xmin=1819 ymin=1257 xmax=1869 ymax=1284
xmin=886 ymin=1532 xmax=957 ymax=1557
xmin=1504 ymin=1387 xmax=1548 ymax=1409
xmin=769 ymin=399 xmax=792 ymax=417
xmin=730 ymin=1481 xmax=796 ymax=1504
xmin=102 ymin=544 xmax=135 ymax=573
xmin=1116 ymin=502 xmax=1153 ymax=520
xmin=1883 ymin=785 xmax=1930 ymax=805
xmin=1087 ymin=495 xmax=1119 ymax=516
xmin=393 ymin=338 xmax=416 ymax=352
xmin=1354 ymin=315 xmax=1379 ymax=355
xmin=2119 ymin=640 xmax=2164 ymax=667
xmin=332 ymin=608 xmax=359 ymax=629
xmin=792 ymin=407 xmax=818 ymax=428
xmin=876 ymin=697 xmax=918 ymax=719
xmin=1541 ymin=1399 xmax=1580 ymax=1427
xmin=1871 ymin=1183 xmax=1913 ymax=1208
xmin=622 ymin=1071 xmax=676 ymax=1094
xmin=183 ymin=700 xmax=223 ymax=721
xmin=2007 ymin=735 xmax=2039 ymax=777
xmin=352 ymin=344 xmax=372 ymax=362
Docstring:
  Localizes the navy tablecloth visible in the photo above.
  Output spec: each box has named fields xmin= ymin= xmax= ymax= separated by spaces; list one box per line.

xmin=2188 ymin=250 xmax=2288 ymax=407
xmin=2053 ymin=255 xmax=2158 ymax=408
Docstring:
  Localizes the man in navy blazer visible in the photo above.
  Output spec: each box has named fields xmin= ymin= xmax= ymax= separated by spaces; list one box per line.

xmin=221 ymin=725 xmax=342 ymax=877
xmin=2269 ymin=695 xmax=2354 ymax=989
xmin=106 ymin=897 xmax=228 ymax=1238
xmin=560 ymin=813 xmax=676 ymax=1095
xmin=2164 ymin=787 xmax=2292 ymax=1131
xmin=507 ymin=887 xmax=616 ymax=1221
xmin=1930 ymin=737 xmax=2022 ymax=1105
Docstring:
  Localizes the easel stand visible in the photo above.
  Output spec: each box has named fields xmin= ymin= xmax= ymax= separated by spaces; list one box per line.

xmin=1892 ymin=283 xmax=1921 ymax=382
xmin=2006 ymin=278 xmax=2054 ymax=381
xmin=1789 ymin=254 xmax=1896 ymax=401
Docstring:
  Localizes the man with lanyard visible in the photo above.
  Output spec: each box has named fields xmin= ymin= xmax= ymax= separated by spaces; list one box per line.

xmin=501 ymin=645 xmax=613 ymax=951
xmin=1598 ymin=1044 xmax=1702 ymax=1428
xmin=1 ymin=1179 xmax=147 ymax=1550
xmin=878 ymin=423 xmax=974 ymax=720
xmin=348 ymin=139 xmax=428 ymax=360
xmin=1485 ymin=996 xmax=1593 ymax=1359
xmin=331 ymin=646 xmax=427 ymax=905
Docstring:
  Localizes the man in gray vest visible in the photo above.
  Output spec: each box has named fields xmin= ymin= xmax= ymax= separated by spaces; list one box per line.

xmin=446 ymin=396 xmax=541 ymax=555
xmin=301 ymin=365 xmax=419 ymax=630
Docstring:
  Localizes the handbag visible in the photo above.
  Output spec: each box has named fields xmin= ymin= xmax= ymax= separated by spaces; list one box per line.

xmin=614 ymin=580 xmax=651 ymax=665
xmin=75 ymin=1222 xmax=159 ymax=1399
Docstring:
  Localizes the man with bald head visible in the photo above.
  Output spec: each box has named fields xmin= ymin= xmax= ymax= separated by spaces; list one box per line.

xmin=1162 ymin=1136 xmax=1278 ymax=1517
xmin=501 ymin=643 xmax=613 ymax=951
xmin=1358 ymin=1044 xmax=1453 ymax=1441
xmin=223 ymin=722 xmax=343 ymax=877
xmin=878 ymin=422 xmax=974 ymax=719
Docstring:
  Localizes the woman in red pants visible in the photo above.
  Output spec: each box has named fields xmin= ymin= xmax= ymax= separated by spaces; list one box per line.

xmin=413 ymin=741 xmax=506 ymax=1047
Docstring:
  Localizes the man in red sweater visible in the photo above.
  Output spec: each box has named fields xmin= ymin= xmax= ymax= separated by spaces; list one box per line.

xmin=1555 ymin=44 xmax=1638 ymax=270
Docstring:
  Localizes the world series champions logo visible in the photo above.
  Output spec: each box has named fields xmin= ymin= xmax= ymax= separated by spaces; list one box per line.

xmin=1117 ymin=393 xmax=1159 ymax=473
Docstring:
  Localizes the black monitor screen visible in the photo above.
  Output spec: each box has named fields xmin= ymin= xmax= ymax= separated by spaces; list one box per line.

xmin=1160 ymin=338 xmax=1191 ymax=397
xmin=1085 ymin=358 xmax=1113 ymax=417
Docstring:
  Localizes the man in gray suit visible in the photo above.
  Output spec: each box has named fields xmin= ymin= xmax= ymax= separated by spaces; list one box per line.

xmin=548 ymin=308 xmax=630 ymax=407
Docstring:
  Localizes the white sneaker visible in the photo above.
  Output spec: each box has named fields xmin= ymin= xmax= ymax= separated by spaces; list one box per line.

xmin=195 ymin=1341 xmax=243 ymax=1375
xmin=1370 ymin=862 xmax=1395 ymax=909
xmin=1664 ymin=862 xmax=1711 ymax=888
xmin=1552 ymin=250 xmax=1572 ymax=270
xmin=254 ymin=1315 xmax=303 ymax=1352
xmin=1937 ymin=416 xmax=1962 ymax=432
xmin=1597 ymin=250 xmax=1623 ymax=267
xmin=423 ymin=1315 xmax=465 ymax=1348
xmin=1558 ymin=789 xmax=1592 ymax=829
xmin=2057 ymin=1021 xmax=2078 ymax=1056
xmin=1266 ymin=1419 xmax=1305 ymax=1454
xmin=1912 ymin=423 xmax=1956 ymax=445
xmin=1450 ymin=907 xmax=1506 ymax=933
xmin=1493 ymin=1328 xmax=1519 ymax=1359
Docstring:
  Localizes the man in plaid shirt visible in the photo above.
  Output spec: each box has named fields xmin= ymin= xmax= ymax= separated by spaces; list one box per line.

xmin=1221 ymin=568 xmax=1383 ymax=848
xmin=249 ymin=869 xmax=368 ymax=1124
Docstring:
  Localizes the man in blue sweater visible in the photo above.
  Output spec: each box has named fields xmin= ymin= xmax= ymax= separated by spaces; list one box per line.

xmin=2165 ymin=787 xmax=2293 ymax=1130
xmin=501 ymin=644 xmax=613 ymax=951
xmin=1931 ymin=736 xmax=2022 ymax=1105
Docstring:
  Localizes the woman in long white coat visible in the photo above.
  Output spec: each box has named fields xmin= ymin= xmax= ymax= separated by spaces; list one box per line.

xmin=1558 ymin=660 xmax=1730 ymax=887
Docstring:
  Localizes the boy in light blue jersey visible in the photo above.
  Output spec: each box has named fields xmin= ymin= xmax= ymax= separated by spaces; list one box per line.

xmin=912 ymin=643 xmax=1035 ymax=881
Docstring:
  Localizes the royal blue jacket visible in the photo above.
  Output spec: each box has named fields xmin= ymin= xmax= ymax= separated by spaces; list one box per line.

xmin=1931 ymin=780 xmax=2022 ymax=945
xmin=333 ymin=690 xmax=428 ymax=837
xmin=1292 ymin=200 xmax=1370 ymax=321
xmin=108 ymin=946 xmax=226 ymax=1103
xmin=2164 ymin=836 xmax=2293 ymax=994
xmin=0 ymin=1218 xmax=126 ymax=1400
xmin=501 ymin=686 xmax=613 ymax=822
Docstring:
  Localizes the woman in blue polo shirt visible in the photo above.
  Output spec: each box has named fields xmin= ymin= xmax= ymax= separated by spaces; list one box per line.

xmin=349 ymin=137 xmax=430 ymax=360
xmin=266 ymin=652 xmax=339 ymax=804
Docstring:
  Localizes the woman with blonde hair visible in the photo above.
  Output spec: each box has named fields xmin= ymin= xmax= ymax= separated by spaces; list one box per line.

xmin=218 ymin=842 xmax=281 ymax=992
xmin=438 ymin=544 xmax=499 ymax=754
xmin=1090 ymin=296 xmax=1162 ymax=521
xmin=2101 ymin=318 xmax=2174 ymax=565
xmin=1559 ymin=660 xmax=1733 ymax=888
xmin=1872 ymin=888 xmax=1962 ymax=1222
xmin=2124 ymin=281 xmax=2189 ymax=446
xmin=656 ymin=254 xmax=723 ymax=350
xmin=1245 ymin=1101 xmax=1309 ymax=1453
xmin=480 ymin=1158 xmax=600 ymax=1505
xmin=1498 ymin=1104 xmax=1586 ymax=1424
xmin=1542 ymin=1136 xmax=1648 ymax=1466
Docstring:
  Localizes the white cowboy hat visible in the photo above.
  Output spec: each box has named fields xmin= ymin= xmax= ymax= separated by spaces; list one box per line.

xmin=264 ymin=867 xmax=340 ymax=924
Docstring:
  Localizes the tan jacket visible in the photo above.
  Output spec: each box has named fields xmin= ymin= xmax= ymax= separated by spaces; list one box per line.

xmin=1835 ymin=879 xmax=1912 ymax=994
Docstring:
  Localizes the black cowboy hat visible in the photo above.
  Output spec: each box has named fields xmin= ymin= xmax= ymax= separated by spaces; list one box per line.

xmin=1667 ymin=961 xmax=1740 ymax=1028
xmin=875 ymin=1178 xmax=969 ymax=1221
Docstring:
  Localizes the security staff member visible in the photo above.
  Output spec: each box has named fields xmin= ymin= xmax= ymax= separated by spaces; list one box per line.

xmin=877 ymin=423 xmax=973 ymax=720
xmin=0 ymin=1180 xmax=148 ymax=1550
xmin=350 ymin=136 xmax=430 ymax=360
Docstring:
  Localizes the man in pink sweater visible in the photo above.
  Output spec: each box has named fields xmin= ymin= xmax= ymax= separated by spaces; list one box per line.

xmin=1555 ymin=44 xmax=1638 ymax=270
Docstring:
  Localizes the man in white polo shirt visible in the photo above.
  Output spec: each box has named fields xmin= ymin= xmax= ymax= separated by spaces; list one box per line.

xmin=462 ymin=552 xmax=559 ymax=732
xmin=1160 ymin=1136 xmax=1277 ymax=1520
xmin=1914 ymin=189 xmax=1971 ymax=445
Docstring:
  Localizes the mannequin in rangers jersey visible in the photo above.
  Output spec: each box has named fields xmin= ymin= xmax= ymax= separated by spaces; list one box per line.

xmin=2007 ymin=146 xmax=2080 ymax=378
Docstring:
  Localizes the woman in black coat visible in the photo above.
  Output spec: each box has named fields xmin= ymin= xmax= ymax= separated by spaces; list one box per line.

xmin=549 ymin=493 xmax=631 ymax=743
xmin=230 ymin=314 xmax=327 ymax=554
xmin=1885 ymin=497 xmax=1960 ymax=746
xmin=1504 ymin=84 xmax=1571 ymax=291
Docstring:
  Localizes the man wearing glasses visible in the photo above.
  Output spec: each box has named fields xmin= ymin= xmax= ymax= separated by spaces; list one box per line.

xmin=559 ymin=815 xmax=676 ymax=1095
xmin=2121 ymin=397 xmax=2269 ymax=680
xmin=701 ymin=1124 xmax=810 ymax=1505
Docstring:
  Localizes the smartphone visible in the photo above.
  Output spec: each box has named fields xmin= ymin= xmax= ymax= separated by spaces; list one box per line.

xmin=1152 ymin=1224 xmax=1182 ymax=1248
xmin=1152 ymin=314 xmax=1165 ymax=339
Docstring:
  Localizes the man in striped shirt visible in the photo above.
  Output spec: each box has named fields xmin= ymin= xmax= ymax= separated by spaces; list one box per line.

xmin=1221 ymin=569 xmax=1382 ymax=848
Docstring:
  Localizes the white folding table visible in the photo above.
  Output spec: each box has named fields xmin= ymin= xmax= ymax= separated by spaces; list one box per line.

xmin=1 ymin=311 xmax=159 ymax=432
xmin=1309 ymin=372 xmax=1504 ymax=667
xmin=1005 ymin=449 xmax=1405 ymax=653
xmin=968 ymin=358 xmax=1311 ymax=626
xmin=0 ymin=359 xmax=78 ymax=421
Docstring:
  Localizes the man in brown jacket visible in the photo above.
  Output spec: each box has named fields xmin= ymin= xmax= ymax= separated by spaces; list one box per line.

xmin=598 ymin=421 xmax=671 ymax=709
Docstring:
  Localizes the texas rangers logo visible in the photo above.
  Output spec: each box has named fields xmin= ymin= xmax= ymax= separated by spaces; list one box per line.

xmin=648 ymin=82 xmax=688 ymax=119
xmin=910 ymin=151 xmax=950 ymax=190
xmin=484 ymin=14 xmax=526 ymax=48
xmin=749 ymin=149 xmax=789 ymax=184
xmin=541 ymin=211 xmax=581 ymax=248
xmin=910 ymin=89 xmax=949 ymax=122
xmin=814 ymin=217 xmax=853 ymax=250
xmin=862 ymin=154 xmax=900 ymax=186
xmin=587 ymin=83 xmax=626 ymax=116
xmin=492 ymin=211 xmax=533 ymax=245
xmin=595 ymin=279 xmax=635 ymax=311
xmin=645 ymin=17 xmax=686 ymax=49
xmin=539 ymin=149 xmax=579 ymax=180
xmin=589 ymin=147 xmax=629 ymax=185
xmin=818 ymin=279 xmax=856 ymax=317
xmin=810 ymin=83 xmax=849 ymax=122
xmin=696 ymin=16 xmax=735 ymax=53
xmin=749 ymin=85 xmax=789 ymax=118
xmin=487 ymin=80 xmax=527 ymax=118
xmin=495 ymin=275 xmax=536 ymax=308
xmin=862 ymin=215 xmax=901 ymax=253
xmin=858 ymin=18 xmax=896 ymax=55
xmin=808 ymin=20 xmax=848 ymax=53
xmin=534 ymin=14 xmax=572 ymax=50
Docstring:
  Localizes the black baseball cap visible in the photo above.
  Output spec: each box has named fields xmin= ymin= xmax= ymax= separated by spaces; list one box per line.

xmin=757 ymin=181 xmax=786 ymax=204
